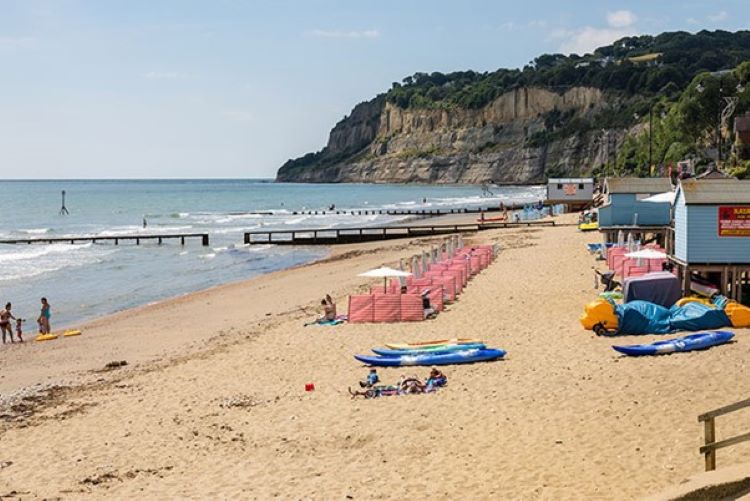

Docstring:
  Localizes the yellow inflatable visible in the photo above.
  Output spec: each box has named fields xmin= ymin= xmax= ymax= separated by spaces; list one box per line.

xmin=674 ymin=297 xmax=714 ymax=308
xmin=579 ymin=299 xmax=618 ymax=331
xmin=578 ymin=222 xmax=599 ymax=232
xmin=726 ymin=302 xmax=750 ymax=328
xmin=35 ymin=334 xmax=59 ymax=342
xmin=63 ymin=329 xmax=82 ymax=337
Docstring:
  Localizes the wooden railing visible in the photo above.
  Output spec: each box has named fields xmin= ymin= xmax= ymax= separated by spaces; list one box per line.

xmin=699 ymin=397 xmax=750 ymax=471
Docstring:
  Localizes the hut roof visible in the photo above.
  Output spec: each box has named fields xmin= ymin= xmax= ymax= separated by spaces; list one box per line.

xmin=679 ymin=179 xmax=750 ymax=204
xmin=605 ymin=177 xmax=672 ymax=194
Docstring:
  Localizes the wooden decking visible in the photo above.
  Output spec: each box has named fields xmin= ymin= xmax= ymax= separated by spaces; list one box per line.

xmin=0 ymin=233 xmax=210 ymax=246
xmin=243 ymin=220 xmax=555 ymax=245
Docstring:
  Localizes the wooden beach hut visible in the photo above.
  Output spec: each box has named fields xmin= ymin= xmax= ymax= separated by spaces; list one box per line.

xmin=545 ymin=178 xmax=594 ymax=212
xmin=598 ymin=177 xmax=673 ymax=247
xmin=671 ymin=178 xmax=750 ymax=303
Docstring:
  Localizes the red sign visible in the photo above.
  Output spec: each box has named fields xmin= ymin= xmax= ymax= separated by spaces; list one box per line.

xmin=718 ymin=206 xmax=750 ymax=237
xmin=563 ymin=184 xmax=577 ymax=196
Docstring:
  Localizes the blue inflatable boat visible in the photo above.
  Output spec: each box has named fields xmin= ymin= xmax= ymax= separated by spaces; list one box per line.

xmin=612 ymin=331 xmax=734 ymax=356
xmin=371 ymin=343 xmax=486 ymax=357
xmin=354 ymin=348 xmax=506 ymax=367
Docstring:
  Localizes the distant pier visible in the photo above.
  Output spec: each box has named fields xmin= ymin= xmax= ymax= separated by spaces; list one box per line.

xmin=0 ymin=233 xmax=210 ymax=246
xmin=243 ymin=220 xmax=555 ymax=245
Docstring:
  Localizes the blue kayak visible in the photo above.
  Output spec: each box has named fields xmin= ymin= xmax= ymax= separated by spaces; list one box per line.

xmin=354 ymin=348 xmax=506 ymax=367
xmin=371 ymin=343 xmax=486 ymax=357
xmin=612 ymin=331 xmax=734 ymax=357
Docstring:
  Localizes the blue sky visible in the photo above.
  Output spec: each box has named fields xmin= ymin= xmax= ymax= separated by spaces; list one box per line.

xmin=0 ymin=0 xmax=747 ymax=179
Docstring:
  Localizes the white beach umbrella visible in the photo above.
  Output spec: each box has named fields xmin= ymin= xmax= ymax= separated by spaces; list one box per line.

xmin=422 ymin=251 xmax=429 ymax=273
xmin=641 ymin=191 xmax=675 ymax=204
xmin=359 ymin=266 xmax=412 ymax=290
xmin=624 ymin=249 xmax=667 ymax=260
xmin=617 ymin=230 xmax=625 ymax=247
xmin=626 ymin=232 xmax=636 ymax=252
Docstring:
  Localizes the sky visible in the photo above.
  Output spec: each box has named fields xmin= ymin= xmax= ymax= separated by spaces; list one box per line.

xmin=0 ymin=0 xmax=747 ymax=179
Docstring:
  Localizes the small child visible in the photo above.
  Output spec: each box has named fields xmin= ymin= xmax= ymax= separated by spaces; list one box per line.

xmin=15 ymin=318 xmax=25 ymax=342
xmin=359 ymin=368 xmax=379 ymax=388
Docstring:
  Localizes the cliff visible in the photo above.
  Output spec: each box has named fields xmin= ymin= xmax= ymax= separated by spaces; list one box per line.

xmin=276 ymin=87 xmax=623 ymax=184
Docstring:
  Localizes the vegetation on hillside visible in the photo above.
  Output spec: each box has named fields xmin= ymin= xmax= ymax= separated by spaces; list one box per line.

xmin=386 ymin=30 xmax=750 ymax=110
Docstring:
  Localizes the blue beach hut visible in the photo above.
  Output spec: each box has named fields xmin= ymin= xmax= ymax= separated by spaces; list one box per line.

xmin=672 ymin=178 xmax=750 ymax=302
xmin=598 ymin=177 xmax=673 ymax=246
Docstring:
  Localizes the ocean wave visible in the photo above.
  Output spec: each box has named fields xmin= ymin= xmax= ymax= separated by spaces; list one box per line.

xmin=0 ymin=243 xmax=114 ymax=283
xmin=19 ymin=228 xmax=52 ymax=235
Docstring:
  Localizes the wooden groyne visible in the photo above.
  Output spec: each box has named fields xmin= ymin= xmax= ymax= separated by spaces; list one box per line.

xmin=243 ymin=220 xmax=555 ymax=245
xmin=289 ymin=204 xmax=530 ymax=217
xmin=0 ymin=233 xmax=210 ymax=246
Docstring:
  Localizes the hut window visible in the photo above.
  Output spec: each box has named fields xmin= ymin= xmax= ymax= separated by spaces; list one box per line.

xmin=557 ymin=183 xmax=563 ymax=189
xmin=578 ymin=183 xmax=584 ymax=189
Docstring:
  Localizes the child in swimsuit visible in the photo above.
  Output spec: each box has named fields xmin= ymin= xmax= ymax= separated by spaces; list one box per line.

xmin=15 ymin=318 xmax=24 ymax=342
xmin=359 ymin=368 xmax=379 ymax=388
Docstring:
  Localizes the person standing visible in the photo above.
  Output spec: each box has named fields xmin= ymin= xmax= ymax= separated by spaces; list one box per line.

xmin=38 ymin=297 xmax=51 ymax=334
xmin=0 ymin=303 xmax=16 ymax=343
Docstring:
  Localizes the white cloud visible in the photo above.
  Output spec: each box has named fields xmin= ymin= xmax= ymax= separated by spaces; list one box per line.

xmin=500 ymin=21 xmax=516 ymax=31
xmin=308 ymin=29 xmax=379 ymax=39
xmin=528 ymin=20 xmax=548 ymax=28
xmin=686 ymin=17 xmax=699 ymax=25
xmin=143 ymin=71 xmax=188 ymax=79
xmin=708 ymin=11 xmax=728 ymax=22
xmin=559 ymin=26 xmax=636 ymax=55
xmin=556 ymin=11 xmax=638 ymax=55
xmin=607 ymin=10 xmax=637 ymax=28
xmin=0 ymin=36 xmax=37 ymax=50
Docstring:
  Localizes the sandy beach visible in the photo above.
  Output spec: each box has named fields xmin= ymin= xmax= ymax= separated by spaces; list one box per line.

xmin=1 ymin=213 xmax=749 ymax=500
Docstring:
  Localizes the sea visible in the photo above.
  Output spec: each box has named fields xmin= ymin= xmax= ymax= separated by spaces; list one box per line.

xmin=0 ymin=180 xmax=545 ymax=327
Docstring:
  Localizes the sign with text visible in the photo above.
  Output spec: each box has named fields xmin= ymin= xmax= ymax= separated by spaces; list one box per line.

xmin=718 ymin=206 xmax=750 ymax=237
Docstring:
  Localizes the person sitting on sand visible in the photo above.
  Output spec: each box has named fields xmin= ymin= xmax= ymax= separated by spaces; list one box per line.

xmin=15 ymin=318 xmax=25 ymax=343
xmin=421 ymin=291 xmax=436 ymax=319
xmin=359 ymin=368 xmax=379 ymax=388
xmin=321 ymin=294 xmax=336 ymax=322
xmin=0 ymin=303 xmax=16 ymax=344
xmin=425 ymin=367 xmax=447 ymax=388
xmin=38 ymin=297 xmax=51 ymax=334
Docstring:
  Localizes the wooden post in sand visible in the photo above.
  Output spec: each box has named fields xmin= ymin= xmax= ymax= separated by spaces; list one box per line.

xmin=703 ymin=418 xmax=716 ymax=471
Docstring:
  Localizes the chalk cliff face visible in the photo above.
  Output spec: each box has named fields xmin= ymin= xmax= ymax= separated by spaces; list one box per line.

xmin=277 ymin=87 xmax=621 ymax=184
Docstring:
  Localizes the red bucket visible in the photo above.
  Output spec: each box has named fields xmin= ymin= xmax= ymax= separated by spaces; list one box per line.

xmin=305 ymin=383 xmax=315 ymax=392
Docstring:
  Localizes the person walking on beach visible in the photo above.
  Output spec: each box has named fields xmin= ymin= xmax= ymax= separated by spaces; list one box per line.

xmin=0 ymin=303 xmax=16 ymax=343
xmin=38 ymin=297 xmax=51 ymax=334
xmin=143 ymin=217 xmax=148 ymax=228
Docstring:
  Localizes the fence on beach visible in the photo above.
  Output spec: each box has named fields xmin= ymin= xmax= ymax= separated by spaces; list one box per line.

xmin=699 ymin=397 xmax=750 ymax=471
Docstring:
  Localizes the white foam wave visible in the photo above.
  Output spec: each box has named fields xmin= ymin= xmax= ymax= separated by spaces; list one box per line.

xmin=20 ymin=228 xmax=51 ymax=235
xmin=0 ymin=243 xmax=113 ymax=283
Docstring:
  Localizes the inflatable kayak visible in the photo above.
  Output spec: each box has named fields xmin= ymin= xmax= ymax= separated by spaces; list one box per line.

xmin=385 ymin=338 xmax=482 ymax=350
xmin=63 ymin=329 xmax=82 ymax=337
xmin=612 ymin=331 xmax=734 ymax=356
xmin=372 ymin=343 xmax=486 ymax=357
xmin=578 ymin=222 xmax=599 ymax=231
xmin=354 ymin=348 xmax=506 ymax=367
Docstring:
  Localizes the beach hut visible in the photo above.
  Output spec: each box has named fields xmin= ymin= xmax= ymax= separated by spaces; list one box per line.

xmin=545 ymin=178 xmax=594 ymax=212
xmin=671 ymin=179 xmax=750 ymax=303
xmin=597 ymin=177 xmax=673 ymax=247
